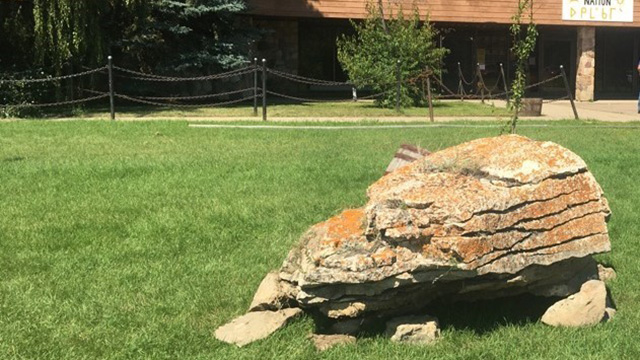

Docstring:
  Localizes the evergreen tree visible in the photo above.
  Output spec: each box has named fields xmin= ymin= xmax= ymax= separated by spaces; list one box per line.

xmin=119 ymin=0 xmax=253 ymax=74
xmin=1 ymin=0 xmax=251 ymax=75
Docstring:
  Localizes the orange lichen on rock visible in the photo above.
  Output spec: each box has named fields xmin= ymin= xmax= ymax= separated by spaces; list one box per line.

xmin=371 ymin=248 xmax=397 ymax=267
xmin=318 ymin=209 xmax=366 ymax=248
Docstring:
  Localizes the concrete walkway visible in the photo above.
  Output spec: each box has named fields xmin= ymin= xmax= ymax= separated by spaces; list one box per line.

xmin=447 ymin=99 xmax=640 ymax=122
xmin=528 ymin=100 xmax=640 ymax=122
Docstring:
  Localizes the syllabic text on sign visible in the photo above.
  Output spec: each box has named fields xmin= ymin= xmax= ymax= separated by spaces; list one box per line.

xmin=563 ymin=0 xmax=634 ymax=22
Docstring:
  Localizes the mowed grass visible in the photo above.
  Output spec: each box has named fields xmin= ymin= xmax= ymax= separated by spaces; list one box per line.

xmin=0 ymin=120 xmax=639 ymax=359
xmin=44 ymin=100 xmax=510 ymax=119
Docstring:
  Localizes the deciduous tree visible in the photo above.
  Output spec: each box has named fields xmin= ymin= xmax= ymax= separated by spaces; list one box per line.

xmin=337 ymin=1 xmax=447 ymax=108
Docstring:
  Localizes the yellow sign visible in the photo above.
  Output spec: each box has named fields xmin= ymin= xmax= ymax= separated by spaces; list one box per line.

xmin=563 ymin=0 xmax=634 ymax=22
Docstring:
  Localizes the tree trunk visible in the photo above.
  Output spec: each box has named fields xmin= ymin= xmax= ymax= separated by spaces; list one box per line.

xmin=377 ymin=0 xmax=389 ymax=34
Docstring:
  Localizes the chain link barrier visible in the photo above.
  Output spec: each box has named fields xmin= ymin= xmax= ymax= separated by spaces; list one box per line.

xmin=135 ymin=88 xmax=256 ymax=101
xmin=112 ymin=66 xmax=255 ymax=82
xmin=434 ymin=73 xmax=566 ymax=101
xmin=1 ymin=58 xmax=576 ymax=119
xmin=0 ymin=94 xmax=109 ymax=108
xmin=0 ymin=67 xmax=107 ymax=84
xmin=114 ymin=93 xmax=256 ymax=108
xmin=543 ymin=95 xmax=569 ymax=104
xmin=266 ymin=90 xmax=355 ymax=103
xmin=266 ymin=68 xmax=354 ymax=86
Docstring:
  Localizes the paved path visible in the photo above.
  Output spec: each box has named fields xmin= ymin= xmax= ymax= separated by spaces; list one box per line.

xmin=539 ymin=100 xmax=640 ymax=122
xmin=445 ymin=99 xmax=640 ymax=122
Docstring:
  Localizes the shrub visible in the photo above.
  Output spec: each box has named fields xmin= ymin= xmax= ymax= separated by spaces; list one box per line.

xmin=337 ymin=1 xmax=448 ymax=109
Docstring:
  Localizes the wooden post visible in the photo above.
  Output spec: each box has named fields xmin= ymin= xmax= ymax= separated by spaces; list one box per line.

xmin=426 ymin=67 xmax=434 ymax=123
xmin=560 ymin=65 xmax=579 ymax=120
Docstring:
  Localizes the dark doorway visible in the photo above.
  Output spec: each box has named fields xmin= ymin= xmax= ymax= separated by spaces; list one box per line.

xmin=538 ymin=29 xmax=576 ymax=97
xmin=298 ymin=19 xmax=351 ymax=82
xmin=440 ymin=25 xmax=511 ymax=96
xmin=595 ymin=28 xmax=637 ymax=99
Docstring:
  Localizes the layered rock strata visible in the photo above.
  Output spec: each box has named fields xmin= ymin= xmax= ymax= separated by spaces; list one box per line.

xmin=280 ymin=135 xmax=611 ymax=319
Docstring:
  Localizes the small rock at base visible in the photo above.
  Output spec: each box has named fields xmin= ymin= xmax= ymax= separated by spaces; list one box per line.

xmin=541 ymin=280 xmax=607 ymax=327
xmin=604 ymin=307 xmax=617 ymax=321
xmin=597 ymin=264 xmax=617 ymax=282
xmin=385 ymin=315 xmax=440 ymax=344
xmin=603 ymin=291 xmax=617 ymax=321
xmin=215 ymin=308 xmax=303 ymax=347
xmin=309 ymin=334 xmax=356 ymax=351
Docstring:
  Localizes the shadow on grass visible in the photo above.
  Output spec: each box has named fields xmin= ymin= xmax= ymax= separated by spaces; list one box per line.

xmin=310 ymin=293 xmax=559 ymax=338
xmin=428 ymin=294 xmax=558 ymax=335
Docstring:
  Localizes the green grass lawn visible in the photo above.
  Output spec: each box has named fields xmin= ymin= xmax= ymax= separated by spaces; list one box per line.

xmin=36 ymin=99 xmax=510 ymax=119
xmin=1 ymin=120 xmax=638 ymax=359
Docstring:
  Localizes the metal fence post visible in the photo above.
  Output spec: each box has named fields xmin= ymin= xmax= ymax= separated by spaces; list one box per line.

xmin=500 ymin=63 xmax=510 ymax=105
xmin=262 ymin=59 xmax=267 ymax=121
xmin=560 ymin=65 xmax=579 ymax=120
xmin=108 ymin=56 xmax=115 ymax=121
xmin=426 ymin=67 xmax=434 ymax=123
xmin=253 ymin=58 xmax=258 ymax=117
xmin=396 ymin=60 xmax=401 ymax=112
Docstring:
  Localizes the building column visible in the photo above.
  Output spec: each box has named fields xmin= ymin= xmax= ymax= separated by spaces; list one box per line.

xmin=575 ymin=27 xmax=596 ymax=101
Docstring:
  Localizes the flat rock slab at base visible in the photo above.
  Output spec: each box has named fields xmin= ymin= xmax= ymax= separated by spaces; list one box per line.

xmin=386 ymin=315 xmax=440 ymax=344
xmin=215 ymin=308 xmax=303 ymax=347
xmin=541 ymin=280 xmax=607 ymax=327
xmin=309 ymin=334 xmax=356 ymax=351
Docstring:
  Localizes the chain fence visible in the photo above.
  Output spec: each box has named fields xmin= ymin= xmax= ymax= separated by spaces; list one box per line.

xmin=0 ymin=57 xmax=579 ymax=120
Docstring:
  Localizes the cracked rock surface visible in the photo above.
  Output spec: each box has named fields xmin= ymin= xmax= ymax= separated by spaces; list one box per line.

xmin=279 ymin=135 xmax=611 ymax=319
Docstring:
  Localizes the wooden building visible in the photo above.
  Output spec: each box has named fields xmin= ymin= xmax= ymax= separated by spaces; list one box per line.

xmin=246 ymin=0 xmax=640 ymax=100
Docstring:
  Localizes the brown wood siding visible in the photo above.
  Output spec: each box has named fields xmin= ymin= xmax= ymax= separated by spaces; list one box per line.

xmin=247 ymin=0 xmax=640 ymax=28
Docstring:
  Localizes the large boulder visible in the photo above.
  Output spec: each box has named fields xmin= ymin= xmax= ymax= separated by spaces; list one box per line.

xmin=279 ymin=135 xmax=611 ymax=319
